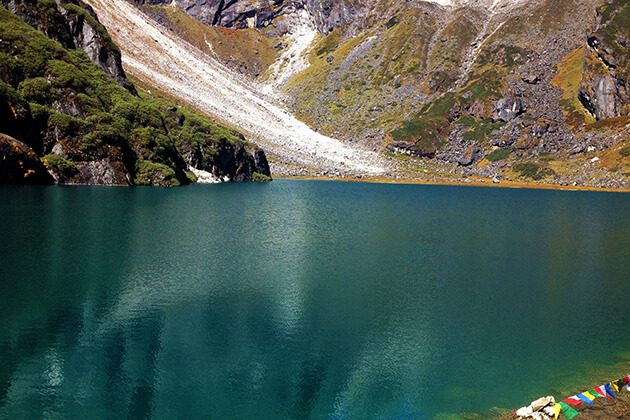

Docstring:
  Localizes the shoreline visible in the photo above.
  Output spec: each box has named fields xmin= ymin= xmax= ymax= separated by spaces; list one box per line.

xmin=280 ymin=175 xmax=630 ymax=193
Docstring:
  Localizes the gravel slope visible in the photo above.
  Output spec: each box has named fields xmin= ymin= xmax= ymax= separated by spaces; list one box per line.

xmin=84 ymin=0 xmax=387 ymax=176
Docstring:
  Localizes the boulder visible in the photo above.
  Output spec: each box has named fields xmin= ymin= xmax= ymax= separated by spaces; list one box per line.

xmin=494 ymin=98 xmax=526 ymax=122
xmin=530 ymin=396 xmax=554 ymax=411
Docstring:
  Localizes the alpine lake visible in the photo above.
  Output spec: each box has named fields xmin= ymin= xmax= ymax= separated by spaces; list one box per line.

xmin=1 ymin=180 xmax=629 ymax=419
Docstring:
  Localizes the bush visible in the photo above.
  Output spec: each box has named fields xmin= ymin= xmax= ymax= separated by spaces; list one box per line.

xmin=514 ymin=162 xmax=555 ymax=180
xmin=18 ymin=77 xmax=52 ymax=103
xmin=135 ymin=160 xmax=180 ymax=187
xmin=43 ymin=153 xmax=78 ymax=177
xmin=486 ymin=147 xmax=513 ymax=162
xmin=252 ymin=172 xmax=272 ymax=182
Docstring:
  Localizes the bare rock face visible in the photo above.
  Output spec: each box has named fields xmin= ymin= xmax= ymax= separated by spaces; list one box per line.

xmin=134 ymin=0 xmax=287 ymax=28
xmin=494 ymin=98 xmax=525 ymax=122
xmin=183 ymin=137 xmax=271 ymax=182
xmin=578 ymin=33 xmax=629 ymax=120
xmin=578 ymin=72 xmax=618 ymax=120
xmin=133 ymin=0 xmax=361 ymax=33
xmin=0 ymin=134 xmax=53 ymax=185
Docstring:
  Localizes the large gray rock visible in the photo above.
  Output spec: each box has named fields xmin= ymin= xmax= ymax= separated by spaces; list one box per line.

xmin=494 ymin=98 xmax=525 ymax=122
xmin=578 ymin=74 xmax=618 ymax=120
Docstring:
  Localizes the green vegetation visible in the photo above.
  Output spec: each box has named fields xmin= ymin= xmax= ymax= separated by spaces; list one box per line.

xmin=0 ymin=5 xmax=253 ymax=185
xmin=252 ymin=172 xmax=272 ymax=182
xmin=486 ymin=147 xmax=513 ymax=162
xmin=597 ymin=0 xmax=630 ymax=59
xmin=134 ymin=160 xmax=179 ymax=187
xmin=514 ymin=162 xmax=555 ymax=180
xmin=392 ymin=93 xmax=455 ymax=155
xmin=459 ymin=115 xmax=502 ymax=142
xmin=315 ymin=30 xmax=341 ymax=57
xmin=43 ymin=153 xmax=78 ymax=176
xmin=620 ymin=145 xmax=630 ymax=158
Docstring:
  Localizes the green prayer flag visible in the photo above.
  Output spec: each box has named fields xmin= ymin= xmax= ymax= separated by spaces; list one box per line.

xmin=559 ymin=401 xmax=580 ymax=419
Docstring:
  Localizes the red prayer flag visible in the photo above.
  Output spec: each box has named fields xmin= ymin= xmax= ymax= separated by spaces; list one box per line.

xmin=562 ymin=396 xmax=582 ymax=407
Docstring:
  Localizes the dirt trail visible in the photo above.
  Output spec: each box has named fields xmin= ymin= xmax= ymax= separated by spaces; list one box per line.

xmin=84 ymin=0 xmax=386 ymax=176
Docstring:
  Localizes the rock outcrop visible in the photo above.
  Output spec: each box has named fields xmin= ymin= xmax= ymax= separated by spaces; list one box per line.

xmin=578 ymin=18 xmax=629 ymax=120
xmin=0 ymin=134 xmax=53 ymax=184
xmin=133 ymin=0 xmax=362 ymax=34
xmin=1 ymin=0 xmax=134 ymax=91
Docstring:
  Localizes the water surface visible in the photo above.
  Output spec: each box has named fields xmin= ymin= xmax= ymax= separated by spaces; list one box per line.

xmin=0 ymin=180 xmax=629 ymax=419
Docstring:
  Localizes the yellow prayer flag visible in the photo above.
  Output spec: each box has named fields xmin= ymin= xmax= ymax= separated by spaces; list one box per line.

xmin=553 ymin=403 xmax=561 ymax=419
xmin=583 ymin=391 xmax=596 ymax=400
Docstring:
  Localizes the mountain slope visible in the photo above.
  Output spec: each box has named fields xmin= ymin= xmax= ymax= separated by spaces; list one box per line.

xmin=102 ymin=0 xmax=629 ymax=187
xmin=0 ymin=1 xmax=271 ymax=185
xmin=84 ymin=0 xmax=386 ymax=177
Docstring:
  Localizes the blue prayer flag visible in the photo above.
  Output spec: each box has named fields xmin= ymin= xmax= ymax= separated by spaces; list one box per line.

xmin=577 ymin=393 xmax=594 ymax=405
xmin=605 ymin=383 xmax=616 ymax=399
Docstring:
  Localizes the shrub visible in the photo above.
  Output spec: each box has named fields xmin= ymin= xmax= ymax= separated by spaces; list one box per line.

xmin=514 ymin=162 xmax=555 ymax=180
xmin=135 ymin=160 xmax=180 ymax=187
xmin=18 ymin=77 xmax=52 ymax=103
xmin=43 ymin=153 xmax=78 ymax=177
xmin=486 ymin=147 xmax=513 ymax=162
xmin=252 ymin=172 xmax=272 ymax=182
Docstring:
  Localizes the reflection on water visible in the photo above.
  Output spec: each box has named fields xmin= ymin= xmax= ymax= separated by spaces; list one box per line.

xmin=0 ymin=181 xmax=629 ymax=419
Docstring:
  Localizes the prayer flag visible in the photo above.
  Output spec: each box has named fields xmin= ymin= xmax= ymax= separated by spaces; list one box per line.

xmin=577 ymin=393 xmax=594 ymax=405
xmin=559 ymin=401 xmax=580 ymax=420
xmin=552 ymin=403 xmax=561 ymax=419
xmin=623 ymin=375 xmax=630 ymax=384
xmin=591 ymin=387 xmax=605 ymax=398
xmin=605 ymin=383 xmax=616 ymax=399
xmin=562 ymin=396 xmax=582 ymax=407
xmin=612 ymin=381 xmax=620 ymax=392
xmin=583 ymin=391 xmax=598 ymax=400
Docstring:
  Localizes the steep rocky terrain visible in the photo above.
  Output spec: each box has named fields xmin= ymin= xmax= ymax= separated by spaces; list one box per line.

xmin=84 ymin=0 xmax=385 ymax=177
xmin=125 ymin=0 xmax=629 ymax=188
xmin=0 ymin=0 xmax=270 ymax=185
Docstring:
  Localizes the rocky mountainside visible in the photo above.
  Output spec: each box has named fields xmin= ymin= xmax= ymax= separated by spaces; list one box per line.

xmin=0 ymin=0 xmax=270 ymax=185
xmin=128 ymin=0 xmax=629 ymax=187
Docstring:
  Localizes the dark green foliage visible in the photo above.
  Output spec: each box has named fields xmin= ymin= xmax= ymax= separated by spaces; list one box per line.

xmin=0 ymin=5 xmax=257 ymax=185
xmin=477 ymin=44 xmax=526 ymax=68
xmin=514 ymin=162 xmax=555 ymax=180
xmin=43 ymin=153 xmax=78 ymax=176
xmin=486 ymin=147 xmax=513 ymax=162
xmin=385 ymin=16 xmax=399 ymax=29
xmin=18 ymin=77 xmax=51 ymax=102
xmin=135 ymin=159 xmax=179 ymax=187
xmin=252 ymin=172 xmax=272 ymax=182
xmin=392 ymin=93 xmax=457 ymax=155
xmin=315 ymin=31 xmax=340 ymax=57
xmin=461 ymin=70 xmax=502 ymax=105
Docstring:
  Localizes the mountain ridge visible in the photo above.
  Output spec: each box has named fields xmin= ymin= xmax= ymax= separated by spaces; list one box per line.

xmin=110 ymin=0 xmax=630 ymax=187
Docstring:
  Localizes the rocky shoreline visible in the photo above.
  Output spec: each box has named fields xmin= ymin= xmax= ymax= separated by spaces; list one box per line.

xmin=501 ymin=383 xmax=630 ymax=420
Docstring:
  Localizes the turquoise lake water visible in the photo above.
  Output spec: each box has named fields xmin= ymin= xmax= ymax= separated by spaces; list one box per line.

xmin=0 ymin=180 xmax=629 ymax=419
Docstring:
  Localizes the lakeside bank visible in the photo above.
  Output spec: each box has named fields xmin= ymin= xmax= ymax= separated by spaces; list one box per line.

xmin=283 ymin=176 xmax=630 ymax=193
